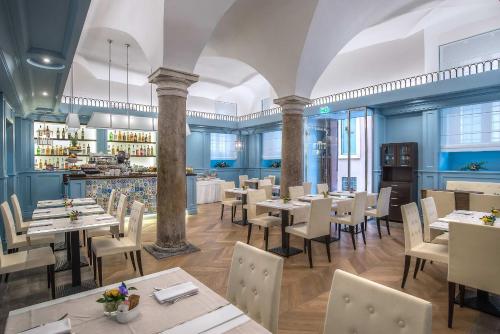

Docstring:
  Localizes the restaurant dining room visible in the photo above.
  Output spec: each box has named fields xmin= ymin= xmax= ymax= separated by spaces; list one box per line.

xmin=1 ymin=0 xmax=500 ymax=333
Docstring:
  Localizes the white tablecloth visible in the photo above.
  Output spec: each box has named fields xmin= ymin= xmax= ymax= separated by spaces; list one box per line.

xmin=197 ymin=179 xmax=225 ymax=204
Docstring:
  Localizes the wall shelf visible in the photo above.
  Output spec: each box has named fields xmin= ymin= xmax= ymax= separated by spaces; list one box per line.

xmin=108 ymin=140 xmax=156 ymax=144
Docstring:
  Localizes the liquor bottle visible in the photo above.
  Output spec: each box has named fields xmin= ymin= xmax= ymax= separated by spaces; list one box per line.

xmin=136 ymin=146 xmax=140 ymax=156
xmin=109 ymin=131 xmax=113 ymax=141
xmin=87 ymin=144 xmax=90 ymax=155
xmin=38 ymin=125 xmax=42 ymax=138
xmin=38 ymin=159 xmax=43 ymax=169
xmin=118 ymin=131 xmax=122 ymax=141
xmin=64 ymin=160 xmax=68 ymax=169
xmin=127 ymin=146 xmax=131 ymax=155
xmin=81 ymin=128 xmax=85 ymax=140
xmin=148 ymin=133 xmax=152 ymax=142
xmin=44 ymin=159 xmax=47 ymax=169
xmin=133 ymin=133 xmax=137 ymax=142
xmin=68 ymin=131 xmax=72 ymax=140
xmin=150 ymin=146 xmax=154 ymax=156
xmin=111 ymin=146 xmax=115 ymax=155
xmin=36 ymin=146 xmax=41 ymax=155
xmin=55 ymin=158 xmax=59 ymax=169
xmin=56 ymin=128 xmax=60 ymax=139
xmin=62 ymin=127 xmax=65 ymax=139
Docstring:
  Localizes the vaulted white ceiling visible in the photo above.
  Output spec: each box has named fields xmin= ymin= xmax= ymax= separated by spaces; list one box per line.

xmin=65 ymin=0 xmax=500 ymax=115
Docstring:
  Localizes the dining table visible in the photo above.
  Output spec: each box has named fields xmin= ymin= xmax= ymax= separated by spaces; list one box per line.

xmin=28 ymin=211 xmax=119 ymax=287
xmin=224 ymin=188 xmax=257 ymax=226
xmin=36 ymin=197 xmax=97 ymax=209
xmin=5 ymin=267 xmax=270 ymax=334
xmin=32 ymin=204 xmax=105 ymax=220
xmin=430 ymin=210 xmax=500 ymax=318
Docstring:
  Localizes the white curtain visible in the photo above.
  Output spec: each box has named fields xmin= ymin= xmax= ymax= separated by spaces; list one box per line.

xmin=210 ymin=133 xmax=237 ymax=160
xmin=262 ymin=131 xmax=282 ymax=160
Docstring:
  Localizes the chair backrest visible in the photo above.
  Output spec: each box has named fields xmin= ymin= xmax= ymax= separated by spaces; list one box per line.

xmin=376 ymin=187 xmax=392 ymax=216
xmin=324 ymin=270 xmax=432 ymax=334
xmin=469 ymin=193 xmax=500 ymax=212
xmin=420 ymin=197 xmax=438 ymax=243
xmin=246 ymin=189 xmax=267 ymax=219
xmin=239 ymin=175 xmax=248 ymax=188
xmin=349 ymin=192 xmax=367 ymax=225
xmin=401 ymin=202 xmax=424 ymax=254
xmin=221 ymin=181 xmax=237 ymax=200
xmin=107 ymin=189 xmax=117 ymax=215
xmin=448 ymin=222 xmax=500 ymax=295
xmin=307 ymin=198 xmax=332 ymax=238
xmin=303 ymin=182 xmax=312 ymax=195
xmin=0 ymin=201 xmax=17 ymax=248
xmin=288 ymin=186 xmax=304 ymax=200
xmin=10 ymin=194 xmax=25 ymax=232
xmin=260 ymin=185 xmax=273 ymax=200
xmin=258 ymin=179 xmax=272 ymax=187
xmin=227 ymin=242 xmax=283 ymax=334
xmin=266 ymin=175 xmax=276 ymax=185
xmin=116 ymin=194 xmax=128 ymax=234
xmin=127 ymin=201 xmax=145 ymax=246
xmin=427 ymin=190 xmax=455 ymax=218
xmin=317 ymin=183 xmax=329 ymax=194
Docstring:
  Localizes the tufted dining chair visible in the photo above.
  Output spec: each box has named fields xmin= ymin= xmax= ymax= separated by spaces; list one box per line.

xmin=447 ymin=222 xmax=500 ymax=328
xmin=239 ymin=175 xmax=249 ymax=188
xmin=227 ymin=242 xmax=283 ymax=334
xmin=303 ymin=182 xmax=312 ymax=195
xmin=106 ymin=189 xmax=117 ymax=215
xmin=331 ymin=192 xmax=367 ymax=250
xmin=92 ymin=201 xmax=145 ymax=286
xmin=401 ymin=203 xmax=448 ymax=288
xmin=10 ymin=194 xmax=31 ymax=234
xmin=364 ymin=187 xmax=392 ymax=239
xmin=426 ymin=190 xmax=455 ymax=218
xmin=265 ymin=175 xmax=276 ymax=185
xmin=316 ymin=183 xmax=329 ymax=194
xmin=469 ymin=193 xmax=500 ymax=212
xmin=246 ymin=189 xmax=281 ymax=250
xmin=324 ymin=270 xmax=432 ymax=334
xmin=421 ymin=197 xmax=448 ymax=245
xmin=288 ymin=185 xmax=309 ymax=225
xmin=220 ymin=181 xmax=242 ymax=223
xmin=258 ymin=178 xmax=272 ymax=188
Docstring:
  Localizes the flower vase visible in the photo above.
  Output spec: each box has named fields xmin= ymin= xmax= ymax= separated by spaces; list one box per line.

xmin=103 ymin=301 xmax=122 ymax=315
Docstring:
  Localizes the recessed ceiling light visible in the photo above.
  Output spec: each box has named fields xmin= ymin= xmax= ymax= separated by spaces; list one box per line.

xmin=42 ymin=91 xmax=48 ymax=96
xmin=42 ymin=57 xmax=51 ymax=64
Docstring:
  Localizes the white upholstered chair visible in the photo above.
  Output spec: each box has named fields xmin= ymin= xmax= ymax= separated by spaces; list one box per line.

xmin=324 ymin=270 xmax=432 ymax=334
xmin=303 ymin=182 xmax=312 ymax=195
xmin=10 ymin=194 xmax=30 ymax=234
xmin=265 ymin=175 xmax=276 ymax=185
xmin=288 ymin=185 xmax=304 ymax=200
xmin=260 ymin=184 xmax=273 ymax=200
xmin=227 ymin=242 xmax=283 ymax=334
xmin=0 ymin=236 xmax=56 ymax=298
xmin=92 ymin=201 xmax=145 ymax=286
xmin=316 ymin=183 xmax=329 ymax=194
xmin=426 ymin=190 xmax=455 ymax=218
xmin=364 ymin=187 xmax=392 ymax=239
xmin=421 ymin=197 xmax=448 ymax=245
xmin=285 ymin=198 xmax=332 ymax=268
xmin=447 ymin=222 xmax=500 ymax=328
xmin=220 ymin=181 xmax=242 ymax=223
xmin=469 ymin=193 xmax=500 ymax=212
xmin=259 ymin=178 xmax=272 ymax=187
xmin=400 ymin=203 xmax=448 ymax=288
xmin=288 ymin=186 xmax=309 ymax=224
xmin=331 ymin=192 xmax=367 ymax=250
xmin=238 ymin=175 xmax=248 ymax=188
xmin=246 ymin=189 xmax=281 ymax=250
xmin=106 ymin=189 xmax=117 ymax=215
xmin=1 ymin=201 xmax=55 ymax=252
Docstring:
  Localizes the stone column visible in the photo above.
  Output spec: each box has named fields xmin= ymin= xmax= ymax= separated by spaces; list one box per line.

xmin=148 ymin=68 xmax=199 ymax=253
xmin=274 ymin=95 xmax=311 ymax=197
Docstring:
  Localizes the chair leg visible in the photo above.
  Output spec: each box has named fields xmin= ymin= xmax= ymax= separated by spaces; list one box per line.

xmin=376 ymin=218 xmax=382 ymax=239
xmin=230 ymin=206 xmax=234 ymax=223
xmin=47 ymin=266 xmax=51 ymax=288
xmin=420 ymin=259 xmax=426 ymax=271
xmin=364 ymin=216 xmax=367 ymax=231
xmin=136 ymin=250 xmax=143 ymax=276
xmin=129 ymin=251 xmax=136 ymax=271
xmin=413 ymin=258 xmax=421 ymax=279
xmin=220 ymin=204 xmax=224 ymax=220
xmin=264 ymin=227 xmax=269 ymax=251
xmin=386 ymin=216 xmax=391 ymax=235
xmin=124 ymin=252 xmax=128 ymax=260
xmin=324 ymin=235 xmax=331 ymax=262
xmin=82 ymin=231 xmax=86 ymax=246
xmin=49 ymin=264 xmax=55 ymax=299
xmin=93 ymin=252 xmax=97 ymax=282
xmin=448 ymin=282 xmax=456 ymax=328
xmin=360 ymin=223 xmax=366 ymax=245
xmin=349 ymin=226 xmax=356 ymax=250
xmin=50 ymin=243 xmax=54 ymax=252
xmin=4 ymin=273 xmax=9 ymax=283
xmin=246 ymin=223 xmax=253 ymax=244
xmin=87 ymin=237 xmax=92 ymax=261
xmin=459 ymin=285 xmax=465 ymax=307
xmin=303 ymin=238 xmax=307 ymax=253
xmin=307 ymin=239 xmax=313 ymax=268
xmin=401 ymin=255 xmax=411 ymax=288
xmin=97 ymin=257 xmax=103 ymax=287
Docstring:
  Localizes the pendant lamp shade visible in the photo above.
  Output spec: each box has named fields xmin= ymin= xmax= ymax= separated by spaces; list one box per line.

xmin=87 ymin=112 xmax=111 ymax=129
xmin=66 ymin=113 xmax=80 ymax=129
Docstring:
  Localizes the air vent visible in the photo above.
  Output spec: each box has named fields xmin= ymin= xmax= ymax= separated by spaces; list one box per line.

xmin=34 ymin=107 xmax=53 ymax=114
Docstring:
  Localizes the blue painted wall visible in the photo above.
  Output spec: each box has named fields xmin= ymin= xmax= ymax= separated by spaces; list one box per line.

xmin=440 ymin=151 xmax=500 ymax=171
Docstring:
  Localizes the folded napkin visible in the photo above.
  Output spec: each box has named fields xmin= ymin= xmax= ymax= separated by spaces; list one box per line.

xmin=34 ymin=209 xmax=51 ymax=214
xmin=154 ymin=282 xmax=199 ymax=304
xmin=29 ymin=221 xmax=53 ymax=228
xmin=95 ymin=214 xmax=114 ymax=221
xmin=20 ymin=318 xmax=71 ymax=334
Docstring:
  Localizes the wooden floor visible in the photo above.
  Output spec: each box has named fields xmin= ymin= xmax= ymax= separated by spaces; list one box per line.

xmin=1 ymin=203 xmax=499 ymax=333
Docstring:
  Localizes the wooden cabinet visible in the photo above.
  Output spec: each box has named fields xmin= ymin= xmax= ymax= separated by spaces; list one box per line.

xmin=380 ymin=142 xmax=418 ymax=222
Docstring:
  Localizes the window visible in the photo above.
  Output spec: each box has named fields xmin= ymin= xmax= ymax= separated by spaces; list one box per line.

xmin=341 ymin=177 xmax=357 ymax=191
xmin=262 ymin=131 xmax=281 ymax=160
xmin=210 ymin=133 xmax=237 ymax=160
xmin=339 ymin=118 xmax=358 ymax=157
xmin=441 ymin=101 xmax=500 ymax=151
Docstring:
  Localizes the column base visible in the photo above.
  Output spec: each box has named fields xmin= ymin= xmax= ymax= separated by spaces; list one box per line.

xmin=143 ymin=242 xmax=200 ymax=260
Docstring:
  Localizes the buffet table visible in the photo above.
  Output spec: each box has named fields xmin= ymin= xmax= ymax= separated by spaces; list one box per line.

xmin=196 ymin=178 xmax=225 ymax=204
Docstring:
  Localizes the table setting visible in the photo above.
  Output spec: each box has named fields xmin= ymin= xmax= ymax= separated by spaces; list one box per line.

xmin=36 ymin=198 xmax=97 ymax=209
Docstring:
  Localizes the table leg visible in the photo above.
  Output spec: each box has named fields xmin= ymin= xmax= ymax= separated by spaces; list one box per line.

xmin=455 ymin=288 xmax=500 ymax=317
xmin=70 ymin=230 xmax=81 ymax=286
xmin=269 ymin=210 xmax=302 ymax=257
xmin=65 ymin=232 xmax=71 ymax=261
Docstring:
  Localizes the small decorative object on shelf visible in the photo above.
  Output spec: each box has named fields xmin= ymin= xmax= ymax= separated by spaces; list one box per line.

xmin=281 ymin=195 xmax=291 ymax=203
xmin=270 ymin=161 xmax=281 ymax=168
xmin=480 ymin=214 xmax=496 ymax=226
xmin=461 ymin=161 xmax=486 ymax=171
xmin=69 ymin=210 xmax=81 ymax=222
xmin=214 ymin=161 xmax=229 ymax=168
xmin=97 ymin=282 xmax=138 ymax=316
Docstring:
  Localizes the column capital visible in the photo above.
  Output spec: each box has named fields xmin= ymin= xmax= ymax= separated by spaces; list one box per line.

xmin=148 ymin=67 xmax=199 ymax=98
xmin=274 ymin=95 xmax=311 ymax=115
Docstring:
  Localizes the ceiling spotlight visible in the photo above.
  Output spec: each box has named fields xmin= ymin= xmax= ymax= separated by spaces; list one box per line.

xmin=42 ymin=57 xmax=51 ymax=64
xmin=42 ymin=91 xmax=48 ymax=96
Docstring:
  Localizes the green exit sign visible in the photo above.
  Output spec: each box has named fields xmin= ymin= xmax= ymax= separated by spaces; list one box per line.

xmin=319 ymin=106 xmax=330 ymax=114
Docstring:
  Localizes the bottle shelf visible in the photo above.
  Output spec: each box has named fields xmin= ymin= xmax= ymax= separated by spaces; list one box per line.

xmin=34 ymin=138 xmax=96 ymax=142
xmin=107 ymin=140 xmax=156 ymax=144
xmin=35 ymin=154 xmax=91 ymax=157
xmin=129 ymin=155 xmax=156 ymax=158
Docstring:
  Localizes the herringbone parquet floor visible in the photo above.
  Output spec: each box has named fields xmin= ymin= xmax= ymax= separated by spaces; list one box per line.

xmin=1 ymin=203 xmax=499 ymax=333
